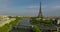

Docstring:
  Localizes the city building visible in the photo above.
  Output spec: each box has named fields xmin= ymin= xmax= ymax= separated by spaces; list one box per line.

xmin=0 ymin=16 xmax=16 ymax=27
xmin=57 ymin=18 xmax=60 ymax=24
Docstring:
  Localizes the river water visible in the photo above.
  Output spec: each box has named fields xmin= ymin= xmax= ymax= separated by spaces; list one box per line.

xmin=18 ymin=18 xmax=31 ymax=26
xmin=9 ymin=18 xmax=32 ymax=32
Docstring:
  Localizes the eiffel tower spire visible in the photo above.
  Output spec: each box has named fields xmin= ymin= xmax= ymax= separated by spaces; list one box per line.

xmin=38 ymin=0 xmax=43 ymax=18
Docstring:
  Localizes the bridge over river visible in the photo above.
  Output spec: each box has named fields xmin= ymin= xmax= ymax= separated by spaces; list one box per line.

xmin=9 ymin=18 xmax=33 ymax=32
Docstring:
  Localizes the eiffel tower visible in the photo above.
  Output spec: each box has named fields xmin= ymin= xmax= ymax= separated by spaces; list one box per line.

xmin=38 ymin=0 xmax=43 ymax=18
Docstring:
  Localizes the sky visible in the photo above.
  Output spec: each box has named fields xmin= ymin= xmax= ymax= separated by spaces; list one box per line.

xmin=0 ymin=0 xmax=60 ymax=16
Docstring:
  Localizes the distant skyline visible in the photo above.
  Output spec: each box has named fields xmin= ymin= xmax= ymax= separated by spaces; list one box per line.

xmin=0 ymin=0 xmax=60 ymax=16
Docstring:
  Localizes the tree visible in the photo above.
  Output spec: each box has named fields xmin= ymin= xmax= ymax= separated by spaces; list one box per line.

xmin=32 ymin=25 xmax=42 ymax=32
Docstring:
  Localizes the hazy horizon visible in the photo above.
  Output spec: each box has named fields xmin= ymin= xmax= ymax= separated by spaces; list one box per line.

xmin=0 ymin=0 xmax=60 ymax=16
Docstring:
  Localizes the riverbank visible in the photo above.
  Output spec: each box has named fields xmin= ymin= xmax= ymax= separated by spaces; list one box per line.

xmin=0 ymin=17 xmax=22 ymax=32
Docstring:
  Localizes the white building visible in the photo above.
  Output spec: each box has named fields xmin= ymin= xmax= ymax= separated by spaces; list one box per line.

xmin=0 ymin=16 xmax=9 ymax=21
xmin=0 ymin=16 xmax=16 ymax=27
xmin=57 ymin=19 xmax=60 ymax=24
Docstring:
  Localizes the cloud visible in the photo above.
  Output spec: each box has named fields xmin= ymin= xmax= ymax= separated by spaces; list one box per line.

xmin=26 ymin=5 xmax=60 ymax=16
xmin=47 ymin=5 xmax=60 ymax=11
xmin=28 ymin=6 xmax=39 ymax=8
xmin=27 ymin=5 xmax=46 ymax=9
xmin=43 ymin=5 xmax=60 ymax=16
xmin=52 ymin=6 xmax=60 ymax=10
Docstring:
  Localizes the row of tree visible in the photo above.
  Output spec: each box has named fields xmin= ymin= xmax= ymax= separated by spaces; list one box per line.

xmin=32 ymin=25 xmax=42 ymax=32
xmin=30 ymin=17 xmax=54 ymax=25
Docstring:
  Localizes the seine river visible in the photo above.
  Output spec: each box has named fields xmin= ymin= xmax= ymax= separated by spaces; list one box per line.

xmin=9 ymin=18 xmax=32 ymax=32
